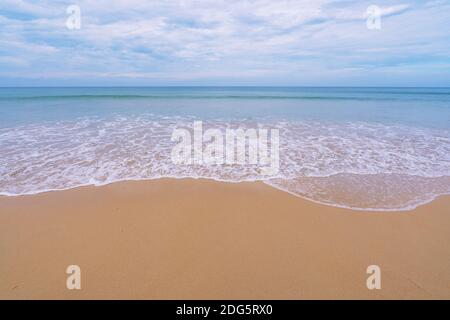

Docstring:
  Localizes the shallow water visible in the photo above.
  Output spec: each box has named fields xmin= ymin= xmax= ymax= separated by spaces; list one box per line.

xmin=1 ymin=87 xmax=449 ymax=210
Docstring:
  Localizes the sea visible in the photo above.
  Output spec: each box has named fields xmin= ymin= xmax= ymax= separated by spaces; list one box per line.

xmin=1 ymin=87 xmax=449 ymax=211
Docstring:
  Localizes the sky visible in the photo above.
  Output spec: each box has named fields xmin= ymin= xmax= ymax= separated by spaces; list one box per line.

xmin=0 ymin=0 xmax=449 ymax=87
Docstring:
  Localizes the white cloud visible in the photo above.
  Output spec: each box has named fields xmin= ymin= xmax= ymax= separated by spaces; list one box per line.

xmin=0 ymin=0 xmax=449 ymax=85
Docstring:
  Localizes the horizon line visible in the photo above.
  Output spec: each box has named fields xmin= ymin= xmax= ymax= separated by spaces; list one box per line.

xmin=1 ymin=85 xmax=450 ymax=89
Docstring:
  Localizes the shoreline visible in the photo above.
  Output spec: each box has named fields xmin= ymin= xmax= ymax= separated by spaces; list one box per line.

xmin=1 ymin=178 xmax=450 ymax=299
xmin=1 ymin=176 xmax=448 ymax=213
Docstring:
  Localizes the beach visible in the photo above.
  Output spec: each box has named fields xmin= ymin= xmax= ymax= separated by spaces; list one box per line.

xmin=2 ymin=0 xmax=450 ymax=305
xmin=1 ymin=178 xmax=450 ymax=300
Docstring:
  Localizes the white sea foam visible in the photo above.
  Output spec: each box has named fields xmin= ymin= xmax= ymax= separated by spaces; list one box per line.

xmin=1 ymin=115 xmax=449 ymax=211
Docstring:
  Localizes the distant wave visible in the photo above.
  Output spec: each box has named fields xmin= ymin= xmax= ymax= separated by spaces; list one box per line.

xmin=1 ymin=94 xmax=448 ymax=102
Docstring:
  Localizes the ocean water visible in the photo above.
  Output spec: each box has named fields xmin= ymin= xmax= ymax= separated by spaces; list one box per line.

xmin=1 ymin=87 xmax=449 ymax=211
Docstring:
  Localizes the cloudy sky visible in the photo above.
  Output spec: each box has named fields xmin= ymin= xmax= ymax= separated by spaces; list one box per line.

xmin=0 ymin=0 xmax=449 ymax=86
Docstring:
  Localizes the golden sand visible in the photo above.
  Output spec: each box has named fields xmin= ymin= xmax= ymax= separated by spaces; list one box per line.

xmin=1 ymin=178 xmax=449 ymax=299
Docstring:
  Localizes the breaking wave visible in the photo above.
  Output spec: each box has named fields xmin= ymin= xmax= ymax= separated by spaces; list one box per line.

xmin=1 ymin=115 xmax=449 ymax=211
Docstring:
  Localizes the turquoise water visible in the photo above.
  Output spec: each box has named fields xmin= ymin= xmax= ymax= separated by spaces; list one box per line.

xmin=1 ymin=87 xmax=449 ymax=210
xmin=1 ymin=87 xmax=449 ymax=128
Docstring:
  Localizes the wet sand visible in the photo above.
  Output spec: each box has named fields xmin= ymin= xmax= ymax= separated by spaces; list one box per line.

xmin=1 ymin=178 xmax=449 ymax=299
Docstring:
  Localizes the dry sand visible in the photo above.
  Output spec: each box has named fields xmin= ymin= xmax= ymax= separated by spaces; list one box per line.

xmin=0 ymin=178 xmax=449 ymax=299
